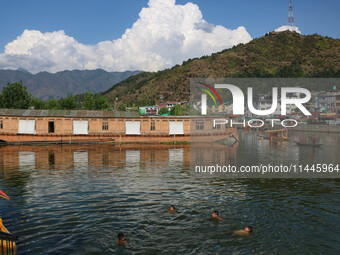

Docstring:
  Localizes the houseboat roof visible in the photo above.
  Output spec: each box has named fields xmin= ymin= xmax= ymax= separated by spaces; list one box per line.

xmin=0 ymin=109 xmax=139 ymax=118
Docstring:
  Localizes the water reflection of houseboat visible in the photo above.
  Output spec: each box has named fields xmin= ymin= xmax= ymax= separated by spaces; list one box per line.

xmin=0 ymin=109 xmax=237 ymax=144
xmin=0 ymin=144 xmax=193 ymax=174
xmin=264 ymin=129 xmax=289 ymax=141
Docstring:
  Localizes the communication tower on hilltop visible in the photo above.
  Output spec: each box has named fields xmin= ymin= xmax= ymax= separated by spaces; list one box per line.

xmin=288 ymin=0 xmax=296 ymax=31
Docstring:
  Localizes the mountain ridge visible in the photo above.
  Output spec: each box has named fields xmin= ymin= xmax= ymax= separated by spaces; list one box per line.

xmin=102 ymin=31 xmax=340 ymax=106
xmin=0 ymin=69 xmax=141 ymax=100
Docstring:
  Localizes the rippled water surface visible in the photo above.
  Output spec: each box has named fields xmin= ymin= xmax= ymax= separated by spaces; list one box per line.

xmin=0 ymin=131 xmax=339 ymax=254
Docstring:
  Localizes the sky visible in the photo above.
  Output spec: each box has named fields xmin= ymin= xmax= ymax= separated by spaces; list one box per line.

xmin=0 ymin=0 xmax=339 ymax=74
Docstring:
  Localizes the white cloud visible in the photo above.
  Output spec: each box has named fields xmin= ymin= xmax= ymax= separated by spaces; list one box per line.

xmin=274 ymin=25 xmax=301 ymax=34
xmin=0 ymin=0 xmax=252 ymax=73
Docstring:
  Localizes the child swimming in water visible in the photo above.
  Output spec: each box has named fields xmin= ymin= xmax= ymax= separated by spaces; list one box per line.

xmin=234 ymin=226 xmax=253 ymax=235
xmin=117 ymin=232 xmax=127 ymax=245
xmin=212 ymin=211 xmax=223 ymax=221
xmin=169 ymin=206 xmax=175 ymax=213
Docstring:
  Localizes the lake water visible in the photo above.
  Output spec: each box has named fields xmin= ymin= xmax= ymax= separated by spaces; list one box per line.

xmin=0 ymin=130 xmax=339 ymax=254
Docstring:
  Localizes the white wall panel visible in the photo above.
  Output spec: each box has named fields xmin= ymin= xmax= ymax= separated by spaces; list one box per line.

xmin=18 ymin=120 xmax=36 ymax=134
xmin=73 ymin=121 xmax=88 ymax=135
xmin=126 ymin=121 xmax=141 ymax=135
xmin=169 ymin=121 xmax=184 ymax=135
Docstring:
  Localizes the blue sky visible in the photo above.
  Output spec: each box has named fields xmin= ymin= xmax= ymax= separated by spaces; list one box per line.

xmin=0 ymin=0 xmax=339 ymax=73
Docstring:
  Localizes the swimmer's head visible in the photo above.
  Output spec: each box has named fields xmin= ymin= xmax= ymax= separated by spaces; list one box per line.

xmin=117 ymin=232 xmax=125 ymax=241
xmin=212 ymin=211 xmax=219 ymax=218
xmin=170 ymin=206 xmax=175 ymax=212
xmin=245 ymin=226 xmax=253 ymax=233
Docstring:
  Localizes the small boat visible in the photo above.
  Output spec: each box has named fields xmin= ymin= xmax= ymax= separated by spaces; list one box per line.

xmin=264 ymin=129 xmax=289 ymax=141
xmin=0 ymin=218 xmax=17 ymax=254
xmin=294 ymin=141 xmax=322 ymax=147
xmin=0 ymin=190 xmax=17 ymax=254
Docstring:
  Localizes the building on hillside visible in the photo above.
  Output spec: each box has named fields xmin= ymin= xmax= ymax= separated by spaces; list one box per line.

xmin=158 ymin=102 xmax=181 ymax=111
xmin=245 ymin=92 xmax=302 ymax=117
xmin=315 ymin=92 xmax=340 ymax=113
xmin=139 ymin=106 xmax=159 ymax=115
xmin=336 ymin=94 xmax=340 ymax=114
xmin=139 ymin=102 xmax=182 ymax=116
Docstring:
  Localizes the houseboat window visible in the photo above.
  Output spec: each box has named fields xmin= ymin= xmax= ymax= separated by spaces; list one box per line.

xmin=151 ymin=120 xmax=155 ymax=131
xmin=102 ymin=122 xmax=109 ymax=131
xmin=0 ymin=120 xmax=3 ymax=129
xmin=196 ymin=121 xmax=204 ymax=130
xmin=48 ymin=121 xmax=55 ymax=133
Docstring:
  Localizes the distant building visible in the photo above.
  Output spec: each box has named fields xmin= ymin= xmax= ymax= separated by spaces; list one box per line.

xmin=337 ymin=94 xmax=340 ymax=114
xmin=246 ymin=92 xmax=301 ymax=117
xmin=139 ymin=102 xmax=181 ymax=115
xmin=158 ymin=102 xmax=181 ymax=111
xmin=315 ymin=92 xmax=340 ymax=113
xmin=139 ymin=106 xmax=159 ymax=115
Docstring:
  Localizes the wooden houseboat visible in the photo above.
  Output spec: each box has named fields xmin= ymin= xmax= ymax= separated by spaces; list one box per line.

xmin=0 ymin=109 xmax=238 ymax=144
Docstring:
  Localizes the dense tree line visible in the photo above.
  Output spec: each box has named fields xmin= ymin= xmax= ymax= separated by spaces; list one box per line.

xmin=0 ymin=82 xmax=112 ymax=111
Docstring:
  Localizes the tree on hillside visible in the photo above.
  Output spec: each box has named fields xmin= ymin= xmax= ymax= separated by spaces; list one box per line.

xmin=117 ymin=103 xmax=126 ymax=111
xmin=138 ymin=96 xmax=155 ymax=107
xmin=30 ymin=97 xmax=47 ymax=109
xmin=158 ymin=106 xmax=169 ymax=115
xmin=47 ymin=99 xmax=60 ymax=110
xmin=82 ymin=92 xmax=111 ymax=110
xmin=276 ymin=62 xmax=303 ymax=77
xmin=170 ymin=105 xmax=183 ymax=116
xmin=181 ymin=104 xmax=191 ymax=115
xmin=94 ymin=94 xmax=111 ymax=110
xmin=0 ymin=81 xmax=31 ymax=109
xmin=83 ymin=92 xmax=95 ymax=110
xmin=59 ymin=94 xmax=78 ymax=110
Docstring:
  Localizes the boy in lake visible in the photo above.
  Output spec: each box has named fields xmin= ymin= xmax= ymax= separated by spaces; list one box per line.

xmin=117 ymin=232 xmax=127 ymax=245
xmin=169 ymin=206 xmax=175 ymax=212
xmin=212 ymin=211 xmax=223 ymax=221
xmin=312 ymin=135 xmax=317 ymax=144
xmin=234 ymin=226 xmax=253 ymax=235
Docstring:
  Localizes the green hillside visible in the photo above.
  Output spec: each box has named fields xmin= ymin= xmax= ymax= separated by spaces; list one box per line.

xmin=103 ymin=31 xmax=340 ymax=106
